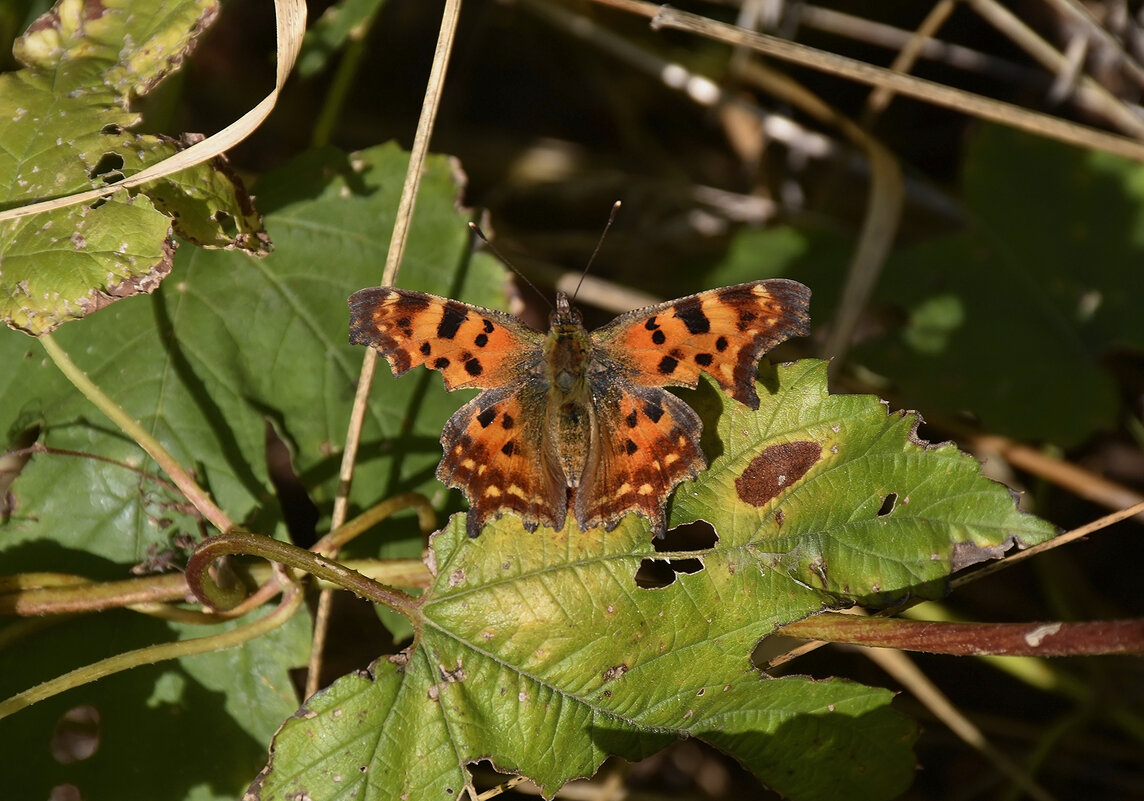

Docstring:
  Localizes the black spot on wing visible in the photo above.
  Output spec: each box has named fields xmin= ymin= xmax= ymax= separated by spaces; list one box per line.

xmin=501 ymin=413 xmax=515 ymax=429
xmin=419 ymin=342 xmax=432 ymax=356
xmin=642 ymin=401 xmax=664 ymax=423
xmin=715 ymin=336 xmax=728 ymax=352
xmin=657 ymin=355 xmax=679 ymax=375
xmin=477 ymin=407 xmax=497 ymax=428
xmin=651 ymin=330 xmax=666 ymax=345
xmin=501 ymin=441 xmax=515 ymax=456
xmin=437 ymin=302 xmax=468 ymax=339
xmin=433 ymin=357 xmax=451 ymax=369
xmin=464 ymin=358 xmax=483 ymax=377
xmin=694 ymin=352 xmax=713 ymax=367
xmin=474 ymin=333 xmax=489 ymax=347
xmin=625 ymin=409 xmax=638 ymax=427
xmin=673 ymin=297 xmax=710 ymax=334
xmin=624 ymin=439 xmax=639 ymax=455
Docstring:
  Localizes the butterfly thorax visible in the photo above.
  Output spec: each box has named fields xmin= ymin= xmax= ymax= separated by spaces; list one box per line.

xmin=543 ymin=293 xmax=596 ymax=487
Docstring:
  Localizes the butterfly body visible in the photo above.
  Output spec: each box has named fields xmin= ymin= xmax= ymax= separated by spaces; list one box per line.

xmin=349 ymin=279 xmax=810 ymax=538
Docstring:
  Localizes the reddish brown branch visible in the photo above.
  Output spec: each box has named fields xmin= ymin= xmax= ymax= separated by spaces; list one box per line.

xmin=781 ymin=612 xmax=1144 ymax=656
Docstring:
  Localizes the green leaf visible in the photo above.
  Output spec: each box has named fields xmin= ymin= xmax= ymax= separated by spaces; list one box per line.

xmin=0 ymin=142 xmax=506 ymax=798
xmin=704 ymin=124 xmax=1144 ymax=446
xmin=1 ymin=142 xmax=505 ymax=565
xmin=252 ymin=517 xmax=915 ymax=801
xmin=0 ymin=0 xmax=266 ymax=334
xmin=674 ymin=360 xmax=1057 ymax=605
xmin=854 ymin=124 xmax=1140 ymax=445
xmin=0 ymin=610 xmax=311 ymax=801
xmin=250 ymin=359 xmax=1052 ymax=799
xmin=297 ymin=0 xmax=389 ymax=77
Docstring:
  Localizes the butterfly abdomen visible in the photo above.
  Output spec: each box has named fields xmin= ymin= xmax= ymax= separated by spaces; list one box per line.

xmin=543 ymin=318 xmax=596 ymax=490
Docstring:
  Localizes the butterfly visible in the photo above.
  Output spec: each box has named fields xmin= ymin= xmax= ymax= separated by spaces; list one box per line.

xmin=348 ymin=279 xmax=810 ymax=538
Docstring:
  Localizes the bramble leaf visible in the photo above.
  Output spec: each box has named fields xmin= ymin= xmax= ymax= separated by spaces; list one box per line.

xmin=0 ymin=0 xmax=265 ymax=334
xmin=249 ymin=360 xmax=1053 ymax=800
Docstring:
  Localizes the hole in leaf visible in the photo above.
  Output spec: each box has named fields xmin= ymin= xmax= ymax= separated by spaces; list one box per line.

xmin=653 ymin=519 xmax=718 ymax=553
xmin=877 ymin=493 xmax=898 ymax=517
xmin=50 ymin=705 xmax=101 ymax=763
xmin=635 ymin=558 xmax=677 ymax=589
xmin=635 ymin=520 xmax=714 ymax=588
xmin=88 ymin=152 xmax=124 ymax=184
xmin=214 ymin=210 xmax=238 ymax=237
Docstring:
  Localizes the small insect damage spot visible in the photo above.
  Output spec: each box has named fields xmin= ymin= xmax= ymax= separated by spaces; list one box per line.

xmin=448 ymin=569 xmax=465 ymax=587
xmin=438 ymin=660 xmax=465 ymax=683
xmin=602 ymin=664 xmax=629 ymax=682
xmin=735 ymin=440 xmax=821 ymax=507
xmin=634 ymin=519 xmax=716 ymax=589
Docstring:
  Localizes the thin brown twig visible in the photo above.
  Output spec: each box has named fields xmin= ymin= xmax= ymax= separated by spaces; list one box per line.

xmin=859 ymin=0 xmax=959 ymax=122
xmin=315 ymin=0 xmax=466 ymax=699
xmin=963 ymin=0 xmax=1144 ymax=137
xmin=589 ymin=0 xmax=1144 ymax=162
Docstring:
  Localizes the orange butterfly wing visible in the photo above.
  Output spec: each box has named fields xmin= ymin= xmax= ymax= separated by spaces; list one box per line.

xmin=348 ymin=287 xmax=542 ymax=390
xmin=572 ymin=279 xmax=810 ymax=535
xmin=574 ymin=382 xmax=706 ymax=536
xmin=592 ymin=279 xmax=811 ymax=407
xmin=349 ymin=280 xmax=811 ymax=539
xmin=349 ymin=287 xmax=563 ymax=536
xmin=437 ymin=384 xmax=568 ymax=538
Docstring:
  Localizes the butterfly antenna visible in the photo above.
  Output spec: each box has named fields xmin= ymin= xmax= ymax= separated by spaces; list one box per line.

xmin=572 ymin=200 xmax=621 ymax=305
xmin=468 ymin=221 xmax=552 ymax=311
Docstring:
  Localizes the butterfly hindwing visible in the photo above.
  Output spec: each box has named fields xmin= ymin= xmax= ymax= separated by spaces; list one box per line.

xmin=575 ymin=381 xmax=706 ymax=536
xmin=438 ymin=382 xmax=568 ymax=537
xmin=348 ymin=287 xmax=543 ymax=390
xmin=593 ymin=279 xmax=811 ymax=408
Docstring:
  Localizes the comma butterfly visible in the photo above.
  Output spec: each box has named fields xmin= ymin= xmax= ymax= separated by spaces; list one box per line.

xmin=348 ymin=279 xmax=810 ymax=538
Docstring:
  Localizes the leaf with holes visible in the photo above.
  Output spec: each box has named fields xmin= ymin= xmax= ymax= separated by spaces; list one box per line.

xmin=673 ymin=359 xmax=1058 ymax=605
xmin=248 ymin=359 xmax=1054 ymax=799
xmin=0 ymin=141 xmax=505 ymax=564
xmin=0 ymin=142 xmax=507 ymax=800
xmin=0 ymin=0 xmax=266 ymax=335
xmin=250 ymin=517 xmax=916 ymax=801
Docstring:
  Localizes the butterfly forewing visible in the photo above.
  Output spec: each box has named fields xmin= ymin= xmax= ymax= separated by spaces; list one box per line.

xmin=348 ymin=287 xmax=543 ymax=390
xmin=593 ymin=279 xmax=811 ymax=408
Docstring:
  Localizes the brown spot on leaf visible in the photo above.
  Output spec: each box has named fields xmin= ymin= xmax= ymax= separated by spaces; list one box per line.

xmin=602 ymin=664 xmax=629 ymax=681
xmin=735 ymin=440 xmax=821 ymax=507
xmin=951 ymin=539 xmax=1009 ymax=571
